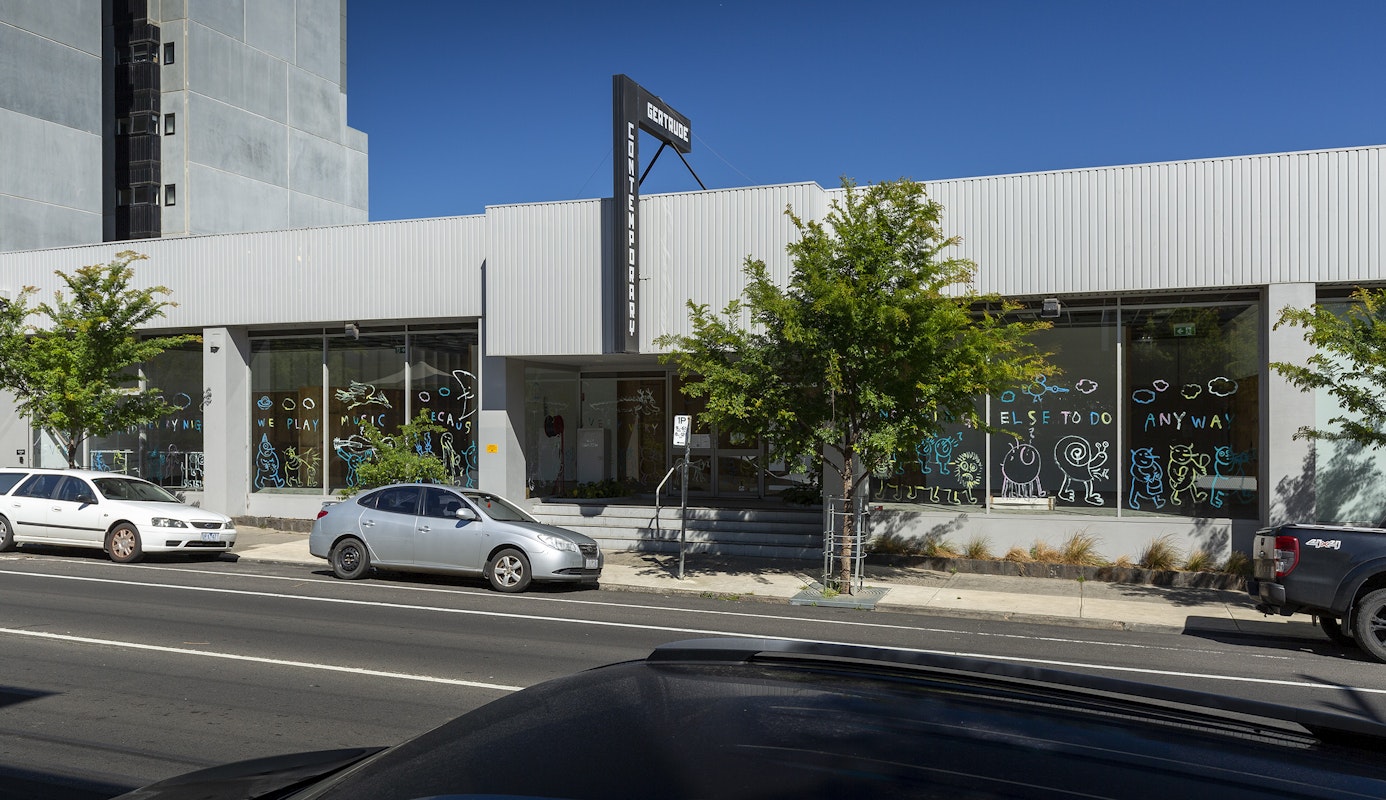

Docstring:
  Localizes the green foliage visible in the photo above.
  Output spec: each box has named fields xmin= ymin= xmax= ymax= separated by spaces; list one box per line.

xmin=1272 ymin=287 xmax=1386 ymax=448
xmin=658 ymin=178 xmax=1054 ymax=590
xmin=0 ymin=251 xmax=197 ymax=467
xmin=348 ymin=410 xmax=450 ymax=492
xmin=1058 ymin=530 xmax=1105 ymax=566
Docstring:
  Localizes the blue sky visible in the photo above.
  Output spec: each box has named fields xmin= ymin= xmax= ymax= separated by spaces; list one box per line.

xmin=346 ymin=1 xmax=1386 ymax=221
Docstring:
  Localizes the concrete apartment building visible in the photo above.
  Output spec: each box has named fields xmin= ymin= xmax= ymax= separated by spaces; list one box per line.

xmin=0 ymin=0 xmax=367 ymax=252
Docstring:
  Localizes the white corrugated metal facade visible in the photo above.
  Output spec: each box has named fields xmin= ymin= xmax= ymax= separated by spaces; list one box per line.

xmin=0 ymin=143 xmax=1380 ymax=553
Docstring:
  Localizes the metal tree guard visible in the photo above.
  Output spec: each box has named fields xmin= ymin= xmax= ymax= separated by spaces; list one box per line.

xmin=823 ymin=494 xmax=869 ymax=594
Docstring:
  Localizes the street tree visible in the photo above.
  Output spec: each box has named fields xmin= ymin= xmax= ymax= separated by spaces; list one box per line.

xmin=0 ymin=251 xmax=198 ymax=468
xmin=659 ymin=178 xmax=1054 ymax=592
xmin=1272 ymin=287 xmax=1386 ymax=448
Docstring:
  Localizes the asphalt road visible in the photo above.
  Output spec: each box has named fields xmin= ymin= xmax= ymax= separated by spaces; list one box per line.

xmin=2 ymin=548 xmax=1386 ymax=798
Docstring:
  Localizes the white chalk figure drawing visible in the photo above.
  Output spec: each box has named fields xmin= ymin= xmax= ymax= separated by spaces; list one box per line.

xmin=917 ymin=433 xmax=963 ymax=475
xmin=953 ymin=451 xmax=983 ymax=504
xmin=254 ymin=434 xmax=285 ymax=489
xmin=333 ymin=434 xmax=372 ymax=487
xmin=1166 ymin=443 xmax=1209 ymax=505
xmin=283 ymin=446 xmax=320 ymax=488
xmin=1000 ymin=439 xmax=1045 ymax=499
xmin=449 ymin=369 xmax=478 ymax=417
xmin=1053 ymin=435 xmax=1109 ymax=505
xmin=1073 ymin=379 xmax=1099 ymax=395
xmin=1209 ymin=445 xmax=1254 ymax=508
xmin=184 ymin=452 xmax=205 ymax=489
xmin=336 ymin=381 xmax=393 ymax=410
xmin=1127 ymin=447 xmax=1165 ymax=510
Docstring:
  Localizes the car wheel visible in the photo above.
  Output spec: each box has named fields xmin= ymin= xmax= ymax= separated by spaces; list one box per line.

xmin=107 ymin=524 xmax=144 ymax=563
xmin=1318 ymin=614 xmax=1356 ymax=647
xmin=0 ymin=515 xmax=13 ymax=552
xmin=331 ymin=537 xmax=370 ymax=580
xmin=1351 ymin=589 xmax=1386 ymax=662
xmin=486 ymin=548 xmax=532 ymax=593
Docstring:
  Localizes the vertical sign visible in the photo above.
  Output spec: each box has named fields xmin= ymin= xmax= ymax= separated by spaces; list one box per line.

xmin=673 ymin=414 xmax=691 ymax=447
xmin=611 ymin=75 xmax=692 ymax=354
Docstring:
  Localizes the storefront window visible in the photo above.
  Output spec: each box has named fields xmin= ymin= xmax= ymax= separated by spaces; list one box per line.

xmin=874 ymin=406 xmax=986 ymax=508
xmin=250 ymin=337 xmax=324 ymax=492
xmin=251 ymin=328 xmax=477 ymax=494
xmin=87 ymin=343 xmax=204 ymax=487
xmin=141 ymin=344 xmax=205 ymax=487
xmin=526 ymin=367 xmax=579 ymax=496
xmin=410 ymin=332 xmax=479 ymax=488
xmin=989 ymin=310 xmax=1118 ymax=512
xmin=1123 ymin=303 xmax=1259 ymax=518
xmin=327 ymin=335 xmax=406 ymax=492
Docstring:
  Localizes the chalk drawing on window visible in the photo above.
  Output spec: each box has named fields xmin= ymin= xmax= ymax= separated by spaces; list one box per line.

xmin=1127 ymin=446 xmax=1165 ymax=510
xmin=1180 ymin=383 xmax=1202 ymax=400
xmin=335 ymin=381 xmax=393 ymax=409
xmin=1210 ymin=445 xmax=1254 ymax=508
xmin=1054 ymin=435 xmax=1109 ymax=506
xmin=254 ymin=434 xmax=285 ymax=489
xmin=1022 ymin=375 xmax=1069 ymax=403
xmin=333 ymin=434 xmax=372 ymax=487
xmin=917 ymin=433 xmax=963 ymax=475
xmin=1166 ymin=443 xmax=1209 ymax=505
xmin=1208 ymin=377 xmax=1239 ymax=397
xmin=256 ymin=395 xmax=272 ymax=410
xmin=1073 ymin=379 xmax=1099 ymax=394
xmin=283 ymin=446 xmax=320 ymax=488
xmin=1132 ymin=388 xmax=1158 ymax=405
xmin=954 ymin=451 xmax=983 ymax=504
xmin=1000 ymin=439 xmax=1045 ymax=498
xmin=999 ymin=390 xmax=1017 ymax=403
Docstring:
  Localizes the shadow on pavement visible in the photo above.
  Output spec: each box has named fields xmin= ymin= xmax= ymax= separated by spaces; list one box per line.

xmin=0 ymin=765 xmax=132 ymax=800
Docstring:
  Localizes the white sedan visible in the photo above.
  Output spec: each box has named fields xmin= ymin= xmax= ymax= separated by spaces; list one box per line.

xmin=0 ymin=469 xmax=236 ymax=563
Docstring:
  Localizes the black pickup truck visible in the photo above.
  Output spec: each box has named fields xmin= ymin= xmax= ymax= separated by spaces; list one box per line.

xmin=1251 ymin=522 xmax=1386 ymax=661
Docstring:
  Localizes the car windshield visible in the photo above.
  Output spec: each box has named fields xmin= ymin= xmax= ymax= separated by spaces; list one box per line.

xmin=93 ymin=477 xmax=182 ymax=503
xmin=463 ymin=492 xmax=536 ymax=523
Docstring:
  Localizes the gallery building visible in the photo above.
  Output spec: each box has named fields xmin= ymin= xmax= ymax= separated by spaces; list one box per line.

xmin=0 ymin=143 xmax=1381 ymax=561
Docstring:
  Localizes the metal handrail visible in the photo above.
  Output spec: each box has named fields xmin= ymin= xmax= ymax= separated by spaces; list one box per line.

xmin=654 ymin=465 xmax=680 ymax=537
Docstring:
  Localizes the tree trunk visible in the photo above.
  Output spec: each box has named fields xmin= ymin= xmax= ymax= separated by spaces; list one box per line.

xmin=65 ymin=431 xmax=80 ymax=469
xmin=838 ymin=444 xmax=856 ymax=594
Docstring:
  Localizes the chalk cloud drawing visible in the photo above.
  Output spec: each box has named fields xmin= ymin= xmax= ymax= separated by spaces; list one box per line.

xmin=1054 ymin=435 xmax=1109 ymax=506
xmin=1000 ymin=439 xmax=1045 ymax=499
xmin=254 ymin=434 xmax=285 ymax=489
xmin=1208 ymin=377 xmax=1239 ymax=397
xmin=1180 ymin=383 xmax=1202 ymax=400
xmin=1166 ymin=443 xmax=1209 ymax=505
xmin=1073 ymin=379 xmax=1099 ymax=395
xmin=1132 ymin=388 xmax=1158 ymax=405
xmin=1127 ymin=447 xmax=1165 ymax=510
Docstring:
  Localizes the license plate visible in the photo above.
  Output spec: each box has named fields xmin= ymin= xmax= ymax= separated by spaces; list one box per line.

xmin=201 ymin=532 xmax=222 ymax=542
xmin=584 ymin=558 xmax=598 ymax=570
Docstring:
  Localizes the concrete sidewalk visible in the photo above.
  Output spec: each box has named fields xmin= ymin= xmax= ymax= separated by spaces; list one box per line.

xmin=229 ymin=526 xmax=1322 ymax=640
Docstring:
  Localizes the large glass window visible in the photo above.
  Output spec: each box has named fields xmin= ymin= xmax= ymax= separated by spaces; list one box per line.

xmin=411 ymin=332 xmax=480 ymax=488
xmin=86 ymin=342 xmax=204 ymax=488
xmin=526 ymin=367 xmax=579 ymax=496
xmin=327 ymin=335 xmax=406 ymax=491
xmin=250 ymin=328 xmax=477 ymax=494
xmin=1123 ymin=303 xmax=1259 ymax=518
xmin=251 ymin=338 xmax=324 ymax=492
xmin=989 ymin=310 xmax=1118 ymax=513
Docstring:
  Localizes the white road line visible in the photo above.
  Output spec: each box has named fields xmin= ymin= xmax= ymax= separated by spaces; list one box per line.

xmin=0 ymin=569 xmax=1372 ymax=695
xmin=0 ymin=560 xmax=1291 ymax=661
xmin=0 ymin=626 xmax=522 ymax=691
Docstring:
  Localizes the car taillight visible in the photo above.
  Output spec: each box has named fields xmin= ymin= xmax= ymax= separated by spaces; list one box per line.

xmin=316 ymin=509 xmax=330 ymax=519
xmin=1274 ymin=535 xmax=1300 ymax=579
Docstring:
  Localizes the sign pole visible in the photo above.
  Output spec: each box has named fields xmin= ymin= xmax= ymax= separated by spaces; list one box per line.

xmin=672 ymin=415 xmax=691 ymax=579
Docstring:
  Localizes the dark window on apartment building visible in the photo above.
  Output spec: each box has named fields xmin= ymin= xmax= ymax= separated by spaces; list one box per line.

xmin=106 ymin=0 xmax=162 ymax=240
xmin=163 ymin=113 xmax=175 ymax=135
xmin=164 ymin=185 xmax=176 ymax=206
xmin=163 ymin=42 xmax=175 ymax=64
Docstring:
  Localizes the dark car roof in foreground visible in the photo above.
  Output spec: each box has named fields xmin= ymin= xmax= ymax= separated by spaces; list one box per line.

xmin=120 ymin=638 xmax=1386 ymax=800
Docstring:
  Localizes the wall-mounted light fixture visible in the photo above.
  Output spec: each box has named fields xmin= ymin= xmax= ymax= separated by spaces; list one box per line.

xmin=1041 ymin=298 xmax=1061 ymax=318
xmin=345 ymin=322 xmax=360 ymax=340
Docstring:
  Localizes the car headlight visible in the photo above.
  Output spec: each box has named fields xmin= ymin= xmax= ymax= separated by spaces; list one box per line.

xmin=151 ymin=517 xmax=188 ymax=528
xmin=535 ymin=532 xmax=578 ymax=552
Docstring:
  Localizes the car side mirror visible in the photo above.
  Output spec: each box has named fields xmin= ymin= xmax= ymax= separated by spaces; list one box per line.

xmin=77 ymin=494 xmax=97 ymax=505
xmin=454 ymin=507 xmax=477 ymax=521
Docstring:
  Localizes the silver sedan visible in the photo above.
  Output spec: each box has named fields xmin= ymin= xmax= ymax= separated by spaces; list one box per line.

xmin=308 ymin=485 xmax=602 ymax=592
